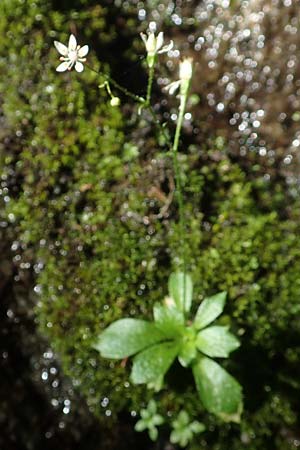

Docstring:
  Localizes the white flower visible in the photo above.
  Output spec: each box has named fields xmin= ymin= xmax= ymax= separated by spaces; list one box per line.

xmin=54 ymin=34 xmax=89 ymax=73
xmin=140 ymin=27 xmax=173 ymax=67
xmin=179 ymin=58 xmax=193 ymax=81
xmin=164 ymin=58 xmax=193 ymax=96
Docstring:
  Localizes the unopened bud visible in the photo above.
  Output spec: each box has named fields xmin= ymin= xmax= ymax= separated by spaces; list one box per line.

xmin=146 ymin=32 xmax=156 ymax=55
xmin=179 ymin=58 xmax=193 ymax=81
xmin=110 ymin=96 xmax=120 ymax=107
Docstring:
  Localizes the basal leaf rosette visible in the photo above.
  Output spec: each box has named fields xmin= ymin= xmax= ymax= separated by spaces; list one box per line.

xmin=93 ymin=272 xmax=243 ymax=423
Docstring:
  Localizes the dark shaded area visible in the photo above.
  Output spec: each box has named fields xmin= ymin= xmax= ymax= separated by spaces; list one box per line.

xmin=0 ymin=243 xmax=103 ymax=449
xmin=0 ymin=241 xmax=166 ymax=450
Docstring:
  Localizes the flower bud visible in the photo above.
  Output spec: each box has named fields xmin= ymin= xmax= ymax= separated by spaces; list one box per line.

xmin=110 ymin=97 xmax=120 ymax=107
xmin=179 ymin=58 xmax=193 ymax=82
xmin=146 ymin=32 xmax=157 ymax=56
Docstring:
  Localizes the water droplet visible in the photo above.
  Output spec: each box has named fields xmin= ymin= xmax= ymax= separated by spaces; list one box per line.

xmin=41 ymin=370 xmax=48 ymax=381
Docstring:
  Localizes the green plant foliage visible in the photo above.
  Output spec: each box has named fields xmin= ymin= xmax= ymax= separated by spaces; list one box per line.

xmin=94 ymin=272 xmax=242 ymax=421
xmin=196 ymin=326 xmax=240 ymax=358
xmin=194 ymin=292 xmax=227 ymax=330
xmin=168 ymin=271 xmax=193 ymax=313
xmin=193 ymin=357 xmax=242 ymax=423
xmin=93 ymin=319 xmax=164 ymax=359
xmin=170 ymin=410 xmax=205 ymax=447
xmin=134 ymin=400 xmax=164 ymax=441
xmin=153 ymin=303 xmax=185 ymax=337
xmin=131 ymin=342 xmax=180 ymax=385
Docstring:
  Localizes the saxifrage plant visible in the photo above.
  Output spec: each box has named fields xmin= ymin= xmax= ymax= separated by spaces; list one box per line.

xmin=134 ymin=400 xmax=164 ymax=441
xmin=170 ymin=410 xmax=205 ymax=447
xmin=50 ymin=18 xmax=244 ymax=441
xmin=94 ymin=271 xmax=242 ymax=422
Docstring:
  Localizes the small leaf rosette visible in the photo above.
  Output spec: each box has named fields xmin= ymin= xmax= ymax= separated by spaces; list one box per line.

xmin=93 ymin=272 xmax=243 ymax=422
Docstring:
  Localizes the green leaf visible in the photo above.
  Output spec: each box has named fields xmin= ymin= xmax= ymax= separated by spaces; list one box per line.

xmin=168 ymin=272 xmax=193 ymax=313
xmin=178 ymin=327 xmax=197 ymax=367
xmin=134 ymin=421 xmax=147 ymax=432
xmin=151 ymin=414 xmax=164 ymax=426
xmin=175 ymin=410 xmax=190 ymax=426
xmin=194 ymin=291 xmax=227 ymax=330
xmin=196 ymin=326 xmax=240 ymax=358
xmin=147 ymin=376 xmax=164 ymax=392
xmin=192 ymin=357 xmax=243 ymax=422
xmin=148 ymin=426 xmax=158 ymax=441
xmin=170 ymin=430 xmax=184 ymax=446
xmin=131 ymin=341 xmax=179 ymax=385
xmin=147 ymin=399 xmax=157 ymax=416
xmin=153 ymin=303 xmax=185 ymax=338
xmin=178 ymin=339 xmax=197 ymax=367
xmin=190 ymin=421 xmax=206 ymax=434
xmin=93 ymin=319 xmax=164 ymax=359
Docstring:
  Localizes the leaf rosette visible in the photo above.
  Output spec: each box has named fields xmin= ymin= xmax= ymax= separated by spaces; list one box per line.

xmin=93 ymin=272 xmax=243 ymax=422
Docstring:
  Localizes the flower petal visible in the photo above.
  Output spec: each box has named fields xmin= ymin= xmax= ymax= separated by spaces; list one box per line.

xmin=164 ymin=80 xmax=180 ymax=95
xmin=156 ymin=32 xmax=164 ymax=51
xmin=68 ymin=34 xmax=77 ymax=51
xmin=140 ymin=32 xmax=148 ymax=46
xmin=56 ymin=61 xmax=70 ymax=72
xmin=78 ymin=45 xmax=89 ymax=58
xmin=158 ymin=40 xmax=173 ymax=54
xmin=54 ymin=41 xmax=68 ymax=56
xmin=75 ymin=61 xmax=84 ymax=72
xmin=146 ymin=33 xmax=156 ymax=54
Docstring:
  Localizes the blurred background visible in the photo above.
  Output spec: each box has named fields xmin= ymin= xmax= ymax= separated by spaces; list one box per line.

xmin=1 ymin=0 xmax=300 ymax=449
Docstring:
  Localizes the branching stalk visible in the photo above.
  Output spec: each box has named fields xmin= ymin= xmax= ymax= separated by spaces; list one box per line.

xmin=86 ymin=64 xmax=144 ymax=103
xmin=88 ymin=59 xmax=191 ymax=313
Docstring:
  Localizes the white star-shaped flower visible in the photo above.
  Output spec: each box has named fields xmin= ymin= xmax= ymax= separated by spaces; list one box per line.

xmin=140 ymin=26 xmax=173 ymax=68
xmin=54 ymin=34 xmax=89 ymax=73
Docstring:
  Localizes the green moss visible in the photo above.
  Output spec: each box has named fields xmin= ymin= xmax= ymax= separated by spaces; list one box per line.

xmin=1 ymin=0 xmax=300 ymax=448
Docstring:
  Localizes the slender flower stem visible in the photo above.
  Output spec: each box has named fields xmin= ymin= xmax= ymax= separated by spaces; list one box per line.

xmin=147 ymin=105 xmax=172 ymax=148
xmin=87 ymin=58 xmax=191 ymax=309
xmin=172 ymin=90 xmax=189 ymax=310
xmin=86 ymin=64 xmax=145 ymax=103
xmin=87 ymin=64 xmax=172 ymax=148
xmin=108 ymin=74 xmax=144 ymax=103
xmin=146 ymin=63 xmax=155 ymax=106
xmin=144 ymin=57 xmax=172 ymax=147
